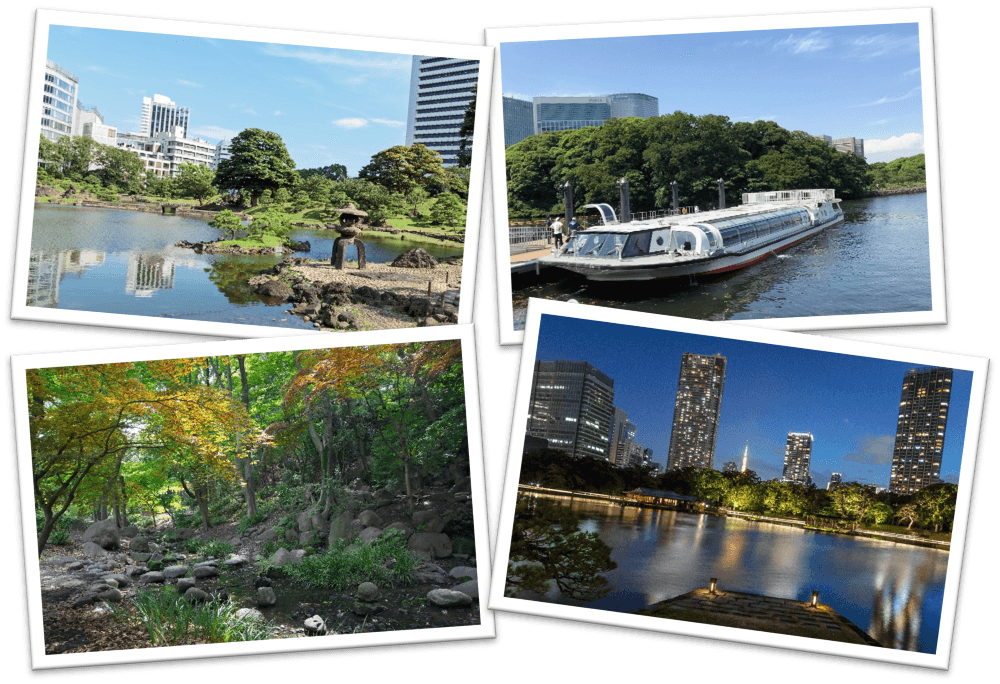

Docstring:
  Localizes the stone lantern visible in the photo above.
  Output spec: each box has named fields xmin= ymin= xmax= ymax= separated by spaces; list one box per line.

xmin=331 ymin=203 xmax=368 ymax=269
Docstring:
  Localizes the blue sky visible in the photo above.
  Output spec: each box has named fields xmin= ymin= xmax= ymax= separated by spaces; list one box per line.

xmin=47 ymin=26 xmax=427 ymax=175
xmin=533 ymin=314 xmax=973 ymax=488
xmin=500 ymin=24 xmax=925 ymax=163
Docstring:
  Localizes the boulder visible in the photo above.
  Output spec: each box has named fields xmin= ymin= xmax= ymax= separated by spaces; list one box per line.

xmin=138 ymin=571 xmax=165 ymax=584
xmin=451 ymin=475 xmax=472 ymax=494
xmin=284 ymin=528 xmax=298 ymax=544
xmin=82 ymin=518 xmax=120 ymax=550
xmin=452 ymin=579 xmax=479 ymax=599
xmin=391 ymin=248 xmax=438 ymax=269
xmin=236 ymin=608 xmax=264 ymax=622
xmin=357 ymin=509 xmax=384 ymax=528
xmin=176 ymin=578 xmax=196 ymax=593
xmin=449 ymin=566 xmax=478 ymax=581
xmin=328 ymin=509 xmax=355 ymax=546
xmin=257 ymin=586 xmax=277 ymax=607
xmin=358 ymin=527 xmax=382 ymax=544
xmin=184 ymin=587 xmax=211 ymax=602
xmin=103 ymin=574 xmax=128 ymax=587
xmin=81 ymin=541 xmax=108 ymax=557
xmin=66 ymin=561 xmax=85 ymax=571
xmin=257 ymin=527 xmax=280 ymax=543
xmin=256 ymin=279 xmax=294 ymax=300
xmin=374 ymin=488 xmax=394 ymax=504
xmin=412 ymin=511 xmax=446 ymax=534
xmin=304 ymin=615 xmax=327 ymax=635
xmin=163 ymin=565 xmax=189 ymax=579
xmin=427 ymin=588 xmax=473 ymax=607
xmin=192 ymin=566 xmax=219 ymax=579
xmin=408 ymin=532 xmax=452 ymax=559
xmin=357 ymin=582 xmax=381 ymax=602
xmin=413 ymin=562 xmax=450 ymax=584
xmin=224 ymin=555 xmax=248 ymax=567
xmin=119 ymin=525 xmax=141 ymax=538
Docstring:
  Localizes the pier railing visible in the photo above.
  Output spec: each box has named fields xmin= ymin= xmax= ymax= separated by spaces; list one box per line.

xmin=628 ymin=206 xmax=700 ymax=222
xmin=742 ymin=189 xmax=836 ymax=204
xmin=509 ymin=224 xmax=550 ymax=254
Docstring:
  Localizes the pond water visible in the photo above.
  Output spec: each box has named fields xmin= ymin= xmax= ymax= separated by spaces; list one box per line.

xmin=512 ymin=193 xmax=933 ymax=328
xmin=525 ymin=495 xmax=949 ymax=653
xmin=27 ymin=205 xmax=463 ymax=329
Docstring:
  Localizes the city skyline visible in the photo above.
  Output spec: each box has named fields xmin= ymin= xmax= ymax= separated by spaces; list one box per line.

xmin=533 ymin=314 xmax=972 ymax=488
xmin=46 ymin=25 xmax=426 ymax=175
xmin=499 ymin=23 xmax=925 ymax=163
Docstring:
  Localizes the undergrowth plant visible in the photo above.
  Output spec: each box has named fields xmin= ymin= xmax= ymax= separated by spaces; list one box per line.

xmin=111 ymin=589 xmax=271 ymax=646
xmin=283 ymin=530 xmax=417 ymax=590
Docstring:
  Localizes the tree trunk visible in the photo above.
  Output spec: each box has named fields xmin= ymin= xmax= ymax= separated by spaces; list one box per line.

xmin=235 ymin=355 xmax=258 ymax=516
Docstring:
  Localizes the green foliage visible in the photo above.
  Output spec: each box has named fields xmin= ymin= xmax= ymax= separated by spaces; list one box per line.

xmin=246 ymin=209 xmax=291 ymax=242
xmin=237 ymin=510 xmax=269 ymax=534
xmin=112 ymin=588 xmax=272 ymax=646
xmin=215 ymin=128 xmax=299 ymax=206
xmin=358 ymin=144 xmax=446 ymax=201
xmin=49 ymin=529 xmax=71 ymax=545
xmin=37 ymin=135 xmax=144 ymax=193
xmin=913 ymin=482 xmax=958 ymax=532
xmin=208 ymin=209 xmax=244 ymax=241
xmin=867 ymin=153 xmax=926 ymax=189
xmin=284 ymin=531 xmax=417 ymax=590
xmin=202 ymin=540 xmax=235 ymax=558
xmin=298 ymin=164 xmax=348 ymax=182
xmin=175 ymin=163 xmax=216 ymax=204
xmin=291 ymin=190 xmax=310 ymax=212
xmin=457 ymin=84 xmax=476 ymax=168
xmin=507 ymin=495 xmax=616 ymax=601
xmin=330 ymin=178 xmax=394 ymax=226
xmin=145 ymin=174 xmax=177 ymax=199
xmin=428 ymin=192 xmax=465 ymax=228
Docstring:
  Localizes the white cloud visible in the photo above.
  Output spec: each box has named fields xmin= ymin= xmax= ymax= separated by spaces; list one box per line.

xmin=902 ymin=67 xmax=921 ymax=78
xmin=261 ymin=44 xmax=410 ymax=71
xmin=849 ymin=33 xmax=919 ymax=59
xmin=333 ymin=118 xmax=368 ymax=128
xmin=274 ymin=110 xmax=283 ymax=116
xmin=854 ymin=87 xmax=922 ymax=107
xmin=191 ymin=125 xmax=239 ymax=141
xmin=242 ymin=107 xmax=258 ymax=115
xmin=865 ymin=132 xmax=924 ymax=154
xmin=176 ymin=79 xmax=203 ymax=88
xmin=774 ymin=30 xmax=831 ymax=54
xmin=372 ymin=118 xmax=405 ymax=127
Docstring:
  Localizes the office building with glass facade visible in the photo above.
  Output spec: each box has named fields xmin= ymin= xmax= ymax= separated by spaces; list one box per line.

xmin=610 ymin=93 xmax=659 ymax=119
xmin=608 ymin=407 xmax=636 ymax=466
xmin=527 ymin=360 xmax=615 ymax=460
xmin=141 ymin=94 xmax=190 ymax=139
xmin=41 ymin=60 xmax=78 ymax=140
xmin=502 ymin=96 xmax=533 ymax=146
xmin=666 ymin=352 xmax=727 ymax=471
xmin=405 ymin=56 xmax=480 ymax=166
xmin=781 ymin=432 xmax=814 ymax=485
xmin=889 ymin=367 xmax=953 ymax=495
xmin=531 ymin=93 xmax=658 ymax=136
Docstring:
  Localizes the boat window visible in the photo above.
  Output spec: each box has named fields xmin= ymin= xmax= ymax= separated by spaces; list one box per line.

xmin=623 ymin=231 xmax=652 ymax=258
xmin=570 ymin=233 xmax=626 ymax=257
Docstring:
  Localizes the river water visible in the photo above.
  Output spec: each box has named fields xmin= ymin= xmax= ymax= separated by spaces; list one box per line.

xmin=526 ymin=496 xmax=949 ymax=654
xmin=512 ymin=193 xmax=932 ymax=329
xmin=26 ymin=205 xmax=463 ymax=328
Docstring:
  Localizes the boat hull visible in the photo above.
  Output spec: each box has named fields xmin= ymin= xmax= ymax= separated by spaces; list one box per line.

xmin=540 ymin=215 xmax=843 ymax=282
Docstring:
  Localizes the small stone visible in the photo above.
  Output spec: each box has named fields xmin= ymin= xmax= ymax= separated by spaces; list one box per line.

xmin=193 ymin=566 xmax=219 ymax=578
xmin=257 ymin=586 xmax=277 ymax=607
xmin=224 ymin=555 xmax=248 ymax=567
xmin=304 ymin=615 xmax=327 ymax=635
xmin=449 ymin=566 xmax=478 ymax=580
xmin=138 ymin=571 xmax=165 ymax=584
xmin=164 ymin=564 xmax=189 ymax=579
xmin=184 ymin=587 xmax=211 ymax=602
xmin=427 ymin=588 xmax=473 ymax=607
xmin=66 ymin=561 xmax=85 ymax=571
xmin=452 ymin=579 xmax=479 ymax=599
xmin=357 ymin=582 xmax=380 ymax=602
xmin=176 ymin=578 xmax=196 ymax=594
xmin=236 ymin=608 xmax=264 ymax=622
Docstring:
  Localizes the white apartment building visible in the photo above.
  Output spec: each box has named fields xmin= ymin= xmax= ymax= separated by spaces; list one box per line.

xmin=151 ymin=126 xmax=216 ymax=175
xmin=41 ymin=60 xmax=78 ymax=140
xmin=212 ymin=139 xmax=232 ymax=170
xmin=405 ymin=55 xmax=480 ymax=166
xmin=72 ymin=103 xmax=118 ymax=147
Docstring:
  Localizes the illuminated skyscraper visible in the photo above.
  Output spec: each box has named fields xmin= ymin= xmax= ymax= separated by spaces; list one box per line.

xmin=666 ymin=352 xmax=727 ymax=470
xmin=608 ymin=406 xmax=636 ymax=466
xmin=527 ymin=360 xmax=615 ymax=460
xmin=889 ymin=367 xmax=953 ymax=495
xmin=781 ymin=432 xmax=813 ymax=485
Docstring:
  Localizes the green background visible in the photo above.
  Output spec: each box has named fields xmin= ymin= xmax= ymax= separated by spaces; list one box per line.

xmin=0 ymin=0 xmax=1000 ymax=684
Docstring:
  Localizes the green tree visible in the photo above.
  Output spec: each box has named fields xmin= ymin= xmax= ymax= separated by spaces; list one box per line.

xmin=208 ymin=210 xmax=244 ymax=241
xmin=291 ymin=190 xmax=310 ymax=212
xmin=506 ymin=496 xmax=617 ymax=601
xmin=457 ymin=84 xmax=476 ymax=168
xmin=215 ymin=128 xmax=299 ymax=206
xmin=406 ymin=186 xmax=429 ymax=217
xmin=913 ymin=483 xmax=958 ymax=532
xmin=175 ymin=163 xmax=216 ymax=205
xmin=246 ymin=208 xmax=291 ymax=241
xmin=359 ymin=144 xmax=446 ymax=202
xmin=331 ymin=178 xmax=394 ymax=226
xmin=298 ymin=164 xmax=348 ymax=182
xmin=896 ymin=502 xmax=920 ymax=529
xmin=145 ymin=174 xmax=177 ymax=199
xmin=829 ymin=482 xmax=876 ymax=529
xmin=428 ymin=192 xmax=465 ymax=228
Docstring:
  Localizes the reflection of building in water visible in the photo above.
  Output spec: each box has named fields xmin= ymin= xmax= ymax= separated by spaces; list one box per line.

xmin=26 ymin=249 xmax=107 ymax=308
xmin=126 ymin=253 xmax=177 ymax=297
xmin=868 ymin=558 xmax=932 ymax=651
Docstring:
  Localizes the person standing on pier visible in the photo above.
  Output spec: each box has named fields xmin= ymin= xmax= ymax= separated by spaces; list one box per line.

xmin=551 ymin=216 xmax=564 ymax=249
xmin=545 ymin=216 xmax=554 ymax=244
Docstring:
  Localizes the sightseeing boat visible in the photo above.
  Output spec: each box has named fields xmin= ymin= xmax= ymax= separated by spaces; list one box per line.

xmin=539 ymin=188 xmax=844 ymax=282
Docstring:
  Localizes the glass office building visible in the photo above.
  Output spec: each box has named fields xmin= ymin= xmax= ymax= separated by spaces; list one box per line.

xmin=405 ymin=56 xmax=480 ymax=166
xmin=502 ymin=96 xmax=533 ymax=146
xmin=41 ymin=60 xmax=78 ymax=140
xmin=666 ymin=352 xmax=727 ymax=470
xmin=141 ymin=94 xmax=190 ymax=139
xmin=531 ymin=93 xmax=658 ymax=136
xmin=527 ymin=360 xmax=615 ymax=460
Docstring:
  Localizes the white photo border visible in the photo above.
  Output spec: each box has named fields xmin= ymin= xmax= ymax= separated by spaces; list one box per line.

xmin=487 ymin=8 xmax=944 ymax=345
xmin=488 ymin=299 xmax=986 ymax=670
xmin=12 ymin=324 xmax=495 ymax=669
xmin=12 ymin=9 xmax=494 ymax=337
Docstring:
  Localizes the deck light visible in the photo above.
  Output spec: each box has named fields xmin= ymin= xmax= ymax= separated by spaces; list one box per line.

xmin=709 ymin=578 xmax=717 ymax=593
xmin=811 ymin=590 xmax=820 ymax=607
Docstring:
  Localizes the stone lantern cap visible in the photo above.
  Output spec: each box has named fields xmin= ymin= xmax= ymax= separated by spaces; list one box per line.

xmin=336 ymin=203 xmax=368 ymax=218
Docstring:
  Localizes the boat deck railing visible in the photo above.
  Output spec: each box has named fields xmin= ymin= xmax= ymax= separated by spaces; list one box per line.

xmin=742 ymin=189 xmax=835 ymax=204
xmin=628 ymin=206 xmax=700 ymax=222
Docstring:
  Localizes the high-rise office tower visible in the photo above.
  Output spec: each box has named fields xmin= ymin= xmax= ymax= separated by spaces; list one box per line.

xmin=141 ymin=94 xmax=190 ymax=138
xmin=502 ymin=96 xmax=533 ymax=146
xmin=531 ymin=93 xmax=658 ymax=136
xmin=666 ymin=353 xmax=727 ymax=470
xmin=405 ymin=56 xmax=480 ymax=166
xmin=41 ymin=60 xmax=78 ymax=140
xmin=827 ymin=472 xmax=843 ymax=491
xmin=889 ymin=367 xmax=954 ymax=495
xmin=608 ymin=407 xmax=636 ymax=465
xmin=781 ymin=432 xmax=814 ymax=485
xmin=527 ymin=360 xmax=615 ymax=460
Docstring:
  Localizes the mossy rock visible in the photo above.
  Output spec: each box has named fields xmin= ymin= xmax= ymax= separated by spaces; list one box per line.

xmin=451 ymin=537 xmax=476 ymax=555
xmin=146 ymin=560 xmax=164 ymax=571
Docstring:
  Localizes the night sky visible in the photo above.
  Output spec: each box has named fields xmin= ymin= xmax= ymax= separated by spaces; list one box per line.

xmin=533 ymin=314 xmax=973 ymax=487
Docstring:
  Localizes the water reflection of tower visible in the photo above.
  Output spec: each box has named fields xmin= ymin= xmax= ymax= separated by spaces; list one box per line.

xmin=868 ymin=557 xmax=930 ymax=651
xmin=126 ymin=253 xmax=176 ymax=297
xmin=27 ymin=249 xmax=107 ymax=308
